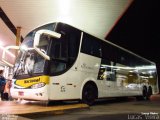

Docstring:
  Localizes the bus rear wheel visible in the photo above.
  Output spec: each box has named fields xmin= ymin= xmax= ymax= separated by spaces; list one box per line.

xmin=82 ymin=83 xmax=97 ymax=106
xmin=147 ymin=86 xmax=153 ymax=99
xmin=142 ymin=86 xmax=148 ymax=100
xmin=136 ymin=86 xmax=148 ymax=101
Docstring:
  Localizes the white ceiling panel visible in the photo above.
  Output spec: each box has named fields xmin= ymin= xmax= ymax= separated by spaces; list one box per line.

xmin=0 ymin=0 xmax=133 ymax=39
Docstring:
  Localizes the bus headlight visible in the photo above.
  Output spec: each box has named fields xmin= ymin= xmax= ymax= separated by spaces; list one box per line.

xmin=31 ymin=82 xmax=45 ymax=89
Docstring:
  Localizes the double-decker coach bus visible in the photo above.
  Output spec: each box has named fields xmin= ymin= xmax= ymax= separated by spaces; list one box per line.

xmin=3 ymin=22 xmax=159 ymax=105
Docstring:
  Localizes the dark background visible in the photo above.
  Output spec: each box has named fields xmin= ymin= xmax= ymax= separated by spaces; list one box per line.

xmin=106 ymin=0 xmax=160 ymax=90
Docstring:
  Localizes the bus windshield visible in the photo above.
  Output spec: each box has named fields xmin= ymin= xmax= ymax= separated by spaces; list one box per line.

xmin=13 ymin=34 xmax=49 ymax=78
xmin=13 ymin=23 xmax=56 ymax=78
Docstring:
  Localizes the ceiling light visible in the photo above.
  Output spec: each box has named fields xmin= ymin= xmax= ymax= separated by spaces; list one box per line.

xmin=0 ymin=41 xmax=4 ymax=46
xmin=0 ymin=46 xmax=15 ymax=58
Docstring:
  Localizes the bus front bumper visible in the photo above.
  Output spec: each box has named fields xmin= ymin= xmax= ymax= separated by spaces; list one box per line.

xmin=10 ymin=87 xmax=48 ymax=101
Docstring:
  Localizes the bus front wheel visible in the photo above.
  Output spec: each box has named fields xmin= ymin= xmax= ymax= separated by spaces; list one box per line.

xmin=82 ymin=83 xmax=97 ymax=106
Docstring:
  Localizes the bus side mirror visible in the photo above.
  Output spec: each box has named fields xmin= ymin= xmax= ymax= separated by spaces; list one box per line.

xmin=2 ymin=46 xmax=20 ymax=67
xmin=34 ymin=29 xmax=61 ymax=60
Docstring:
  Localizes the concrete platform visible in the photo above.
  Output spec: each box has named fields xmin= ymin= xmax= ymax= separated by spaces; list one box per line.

xmin=0 ymin=100 xmax=89 ymax=115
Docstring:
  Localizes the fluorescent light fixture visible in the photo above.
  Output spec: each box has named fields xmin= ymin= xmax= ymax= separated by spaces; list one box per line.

xmin=0 ymin=41 xmax=4 ymax=46
xmin=0 ymin=46 xmax=16 ymax=58
xmin=101 ymin=64 xmax=156 ymax=70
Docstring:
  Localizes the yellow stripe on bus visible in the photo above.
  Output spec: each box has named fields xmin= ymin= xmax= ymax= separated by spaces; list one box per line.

xmin=15 ymin=75 xmax=49 ymax=88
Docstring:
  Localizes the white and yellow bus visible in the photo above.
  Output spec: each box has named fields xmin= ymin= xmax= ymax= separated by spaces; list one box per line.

xmin=3 ymin=22 xmax=159 ymax=105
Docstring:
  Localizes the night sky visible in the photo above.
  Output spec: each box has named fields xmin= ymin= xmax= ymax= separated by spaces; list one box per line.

xmin=106 ymin=0 xmax=160 ymax=89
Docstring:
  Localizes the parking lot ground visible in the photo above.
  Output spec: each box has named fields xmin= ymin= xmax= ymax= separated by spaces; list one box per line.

xmin=0 ymin=96 xmax=160 ymax=120
xmin=22 ymin=98 xmax=160 ymax=120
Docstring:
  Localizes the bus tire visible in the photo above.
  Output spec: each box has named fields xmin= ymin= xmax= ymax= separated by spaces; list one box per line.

xmin=142 ymin=86 xmax=148 ymax=100
xmin=82 ymin=83 xmax=97 ymax=106
xmin=136 ymin=86 xmax=148 ymax=101
xmin=147 ymin=86 xmax=153 ymax=99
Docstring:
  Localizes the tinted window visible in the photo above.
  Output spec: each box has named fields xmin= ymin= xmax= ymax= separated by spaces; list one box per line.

xmin=49 ymin=23 xmax=81 ymax=75
xmin=81 ymin=33 xmax=102 ymax=57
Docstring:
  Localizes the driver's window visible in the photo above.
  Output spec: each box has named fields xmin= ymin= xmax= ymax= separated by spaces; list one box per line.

xmin=50 ymin=33 xmax=68 ymax=60
xmin=38 ymin=34 xmax=50 ymax=54
xmin=52 ymin=43 xmax=61 ymax=58
xmin=49 ymin=36 xmax=68 ymax=75
xmin=50 ymin=61 xmax=66 ymax=74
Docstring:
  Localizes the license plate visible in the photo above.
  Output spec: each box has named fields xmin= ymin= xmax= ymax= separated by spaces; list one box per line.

xmin=18 ymin=91 xmax=24 ymax=96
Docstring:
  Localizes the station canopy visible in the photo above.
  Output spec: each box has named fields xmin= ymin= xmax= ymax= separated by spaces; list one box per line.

xmin=0 ymin=0 xmax=133 ymax=66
